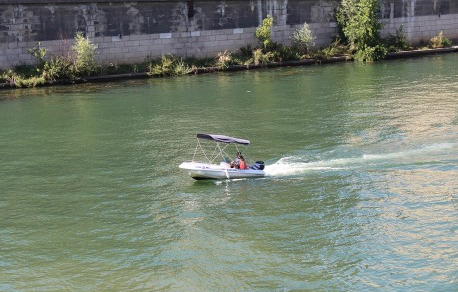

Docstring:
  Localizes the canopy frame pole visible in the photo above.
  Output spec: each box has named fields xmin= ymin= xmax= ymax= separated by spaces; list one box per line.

xmin=195 ymin=139 xmax=210 ymax=163
xmin=220 ymin=144 xmax=232 ymax=161
xmin=209 ymin=143 xmax=219 ymax=162
xmin=211 ymin=142 xmax=229 ymax=164
xmin=245 ymin=144 xmax=252 ymax=164
xmin=192 ymin=139 xmax=199 ymax=162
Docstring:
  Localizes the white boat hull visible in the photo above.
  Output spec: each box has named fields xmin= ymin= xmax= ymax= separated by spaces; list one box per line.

xmin=179 ymin=162 xmax=265 ymax=180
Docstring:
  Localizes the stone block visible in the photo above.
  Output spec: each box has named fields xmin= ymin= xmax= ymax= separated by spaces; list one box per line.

xmin=7 ymin=54 xmax=19 ymax=61
xmin=19 ymin=53 xmax=32 ymax=60
xmin=227 ymin=34 xmax=241 ymax=40
xmin=189 ymin=36 xmax=199 ymax=43
xmin=191 ymin=31 xmax=201 ymax=37
xmin=124 ymin=52 xmax=137 ymax=59
xmin=97 ymin=42 xmax=113 ymax=49
xmin=175 ymin=48 xmax=186 ymax=56
xmin=225 ymin=40 xmax=239 ymax=47
xmin=244 ymin=27 xmax=256 ymax=33
xmin=109 ymin=47 xmax=122 ymax=54
xmin=128 ymin=40 xmax=140 ymax=47
xmin=233 ymin=39 xmax=252 ymax=46
xmin=162 ymin=48 xmax=176 ymax=55
xmin=136 ymin=46 xmax=150 ymax=53
xmin=7 ymin=48 xmax=22 ymax=55
xmin=160 ymin=38 xmax=173 ymax=45
xmin=160 ymin=33 xmax=172 ymax=39
xmin=2 ymin=61 xmax=14 ymax=69
xmin=126 ymin=57 xmax=141 ymax=63
xmin=139 ymin=40 xmax=153 ymax=46
xmin=212 ymin=30 xmax=227 ymax=35
xmin=240 ymin=33 xmax=254 ymax=39
xmin=17 ymin=42 xmax=28 ymax=48
xmin=138 ymin=34 xmax=152 ymax=40
xmin=184 ymin=42 xmax=194 ymax=49
xmin=215 ymin=35 xmax=227 ymax=41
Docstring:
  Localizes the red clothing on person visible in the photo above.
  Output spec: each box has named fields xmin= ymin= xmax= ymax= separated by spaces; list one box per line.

xmin=239 ymin=160 xmax=247 ymax=169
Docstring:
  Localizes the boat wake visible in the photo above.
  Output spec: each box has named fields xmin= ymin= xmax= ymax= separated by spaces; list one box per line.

xmin=264 ymin=142 xmax=456 ymax=177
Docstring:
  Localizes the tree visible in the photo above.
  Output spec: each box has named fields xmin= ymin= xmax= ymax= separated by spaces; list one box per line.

xmin=336 ymin=0 xmax=386 ymax=62
xmin=256 ymin=15 xmax=274 ymax=50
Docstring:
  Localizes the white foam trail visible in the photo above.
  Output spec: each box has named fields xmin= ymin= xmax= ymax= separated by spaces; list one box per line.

xmin=264 ymin=143 xmax=456 ymax=177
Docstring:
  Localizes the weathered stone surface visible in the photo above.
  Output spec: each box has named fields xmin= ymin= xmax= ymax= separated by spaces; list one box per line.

xmin=0 ymin=0 xmax=457 ymax=69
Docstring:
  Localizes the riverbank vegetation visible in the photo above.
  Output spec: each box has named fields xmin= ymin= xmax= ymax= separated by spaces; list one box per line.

xmin=0 ymin=0 xmax=454 ymax=89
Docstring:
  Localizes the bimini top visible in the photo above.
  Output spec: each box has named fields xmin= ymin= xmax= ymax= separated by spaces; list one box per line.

xmin=197 ymin=133 xmax=250 ymax=145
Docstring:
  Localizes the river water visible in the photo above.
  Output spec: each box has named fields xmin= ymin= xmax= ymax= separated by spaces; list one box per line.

xmin=1 ymin=54 xmax=457 ymax=292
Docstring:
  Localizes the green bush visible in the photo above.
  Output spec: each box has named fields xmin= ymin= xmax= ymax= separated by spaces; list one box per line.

xmin=13 ymin=65 xmax=39 ymax=78
xmin=172 ymin=58 xmax=194 ymax=75
xmin=336 ymin=0 xmax=386 ymax=62
xmin=27 ymin=42 xmax=47 ymax=72
xmin=215 ymin=50 xmax=236 ymax=69
xmin=353 ymin=44 xmax=387 ymax=62
xmin=270 ymin=44 xmax=301 ymax=61
xmin=184 ymin=57 xmax=214 ymax=68
xmin=0 ymin=71 xmax=6 ymax=83
xmin=42 ymin=55 xmax=72 ymax=81
xmin=147 ymin=55 xmax=193 ymax=76
xmin=256 ymin=15 xmax=274 ymax=49
xmin=252 ymin=48 xmax=273 ymax=66
xmin=239 ymin=45 xmax=253 ymax=59
xmin=1 ymin=70 xmax=45 ymax=88
xmin=385 ymin=25 xmax=409 ymax=52
xmin=314 ymin=38 xmax=349 ymax=60
xmin=71 ymin=31 xmax=98 ymax=77
xmin=429 ymin=31 xmax=452 ymax=48
xmin=36 ymin=32 xmax=99 ymax=82
xmin=291 ymin=22 xmax=315 ymax=53
xmin=148 ymin=55 xmax=174 ymax=76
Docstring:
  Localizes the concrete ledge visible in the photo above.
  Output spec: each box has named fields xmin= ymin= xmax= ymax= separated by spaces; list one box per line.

xmin=386 ymin=46 xmax=458 ymax=59
xmin=1 ymin=47 xmax=457 ymax=91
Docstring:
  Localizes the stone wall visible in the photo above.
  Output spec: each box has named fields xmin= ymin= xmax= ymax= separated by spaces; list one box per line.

xmin=0 ymin=0 xmax=457 ymax=70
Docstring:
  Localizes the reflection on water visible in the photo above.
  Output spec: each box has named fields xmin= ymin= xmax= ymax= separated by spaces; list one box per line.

xmin=0 ymin=54 xmax=458 ymax=292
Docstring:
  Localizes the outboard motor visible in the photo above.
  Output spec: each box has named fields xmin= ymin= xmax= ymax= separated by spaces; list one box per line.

xmin=250 ymin=161 xmax=265 ymax=170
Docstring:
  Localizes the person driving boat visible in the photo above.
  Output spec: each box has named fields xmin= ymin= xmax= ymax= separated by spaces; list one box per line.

xmin=239 ymin=155 xmax=248 ymax=169
xmin=230 ymin=151 xmax=241 ymax=168
xmin=230 ymin=151 xmax=248 ymax=169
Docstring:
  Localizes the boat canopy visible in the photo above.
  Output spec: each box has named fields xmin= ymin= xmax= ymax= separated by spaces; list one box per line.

xmin=196 ymin=133 xmax=250 ymax=145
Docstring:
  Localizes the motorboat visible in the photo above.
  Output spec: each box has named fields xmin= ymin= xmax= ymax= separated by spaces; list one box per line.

xmin=179 ymin=133 xmax=266 ymax=180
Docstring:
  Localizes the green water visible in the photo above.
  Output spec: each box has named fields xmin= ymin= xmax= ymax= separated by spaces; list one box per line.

xmin=1 ymin=54 xmax=457 ymax=292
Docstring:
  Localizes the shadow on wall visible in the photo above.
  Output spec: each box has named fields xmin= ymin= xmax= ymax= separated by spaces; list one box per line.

xmin=0 ymin=0 xmax=456 ymax=43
